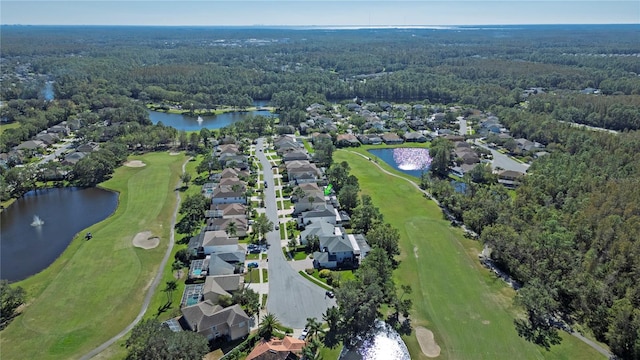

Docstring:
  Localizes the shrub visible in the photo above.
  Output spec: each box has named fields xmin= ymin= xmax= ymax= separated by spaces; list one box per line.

xmin=319 ymin=269 xmax=331 ymax=279
xmin=305 ymin=268 xmax=315 ymax=275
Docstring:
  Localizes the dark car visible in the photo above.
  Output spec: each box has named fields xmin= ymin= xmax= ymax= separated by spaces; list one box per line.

xmin=325 ymin=291 xmax=335 ymax=298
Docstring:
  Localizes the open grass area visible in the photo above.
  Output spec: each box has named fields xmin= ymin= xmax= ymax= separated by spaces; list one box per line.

xmin=0 ymin=121 xmax=20 ymax=135
xmin=1 ymin=151 xmax=187 ymax=360
xmin=334 ymin=150 xmax=604 ymax=360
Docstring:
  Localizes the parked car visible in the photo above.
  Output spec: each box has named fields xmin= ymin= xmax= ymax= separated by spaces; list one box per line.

xmin=299 ymin=328 xmax=309 ymax=340
xmin=247 ymin=262 xmax=259 ymax=269
xmin=275 ymin=224 xmax=279 ymax=230
xmin=325 ymin=291 xmax=335 ymax=298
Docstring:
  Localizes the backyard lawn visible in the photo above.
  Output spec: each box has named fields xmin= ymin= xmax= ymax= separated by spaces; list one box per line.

xmin=333 ymin=150 xmax=604 ymax=360
xmin=0 ymin=152 xmax=187 ymax=360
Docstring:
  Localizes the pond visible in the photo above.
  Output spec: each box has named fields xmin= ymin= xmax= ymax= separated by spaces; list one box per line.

xmin=368 ymin=148 xmax=432 ymax=178
xmin=0 ymin=187 xmax=118 ymax=282
xmin=339 ymin=321 xmax=410 ymax=360
xmin=148 ymin=100 xmax=274 ymax=131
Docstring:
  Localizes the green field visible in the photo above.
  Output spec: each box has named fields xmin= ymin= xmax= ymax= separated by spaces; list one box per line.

xmin=334 ymin=150 xmax=604 ymax=360
xmin=1 ymin=152 xmax=187 ymax=360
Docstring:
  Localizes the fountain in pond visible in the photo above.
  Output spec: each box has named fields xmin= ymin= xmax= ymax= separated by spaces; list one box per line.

xmin=339 ymin=321 xmax=410 ymax=360
xmin=31 ymin=215 xmax=44 ymax=227
xmin=197 ymin=116 xmax=203 ymax=124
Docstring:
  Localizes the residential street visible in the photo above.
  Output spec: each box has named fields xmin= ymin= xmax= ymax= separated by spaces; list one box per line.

xmin=474 ymin=140 xmax=530 ymax=173
xmin=255 ymin=138 xmax=334 ymax=329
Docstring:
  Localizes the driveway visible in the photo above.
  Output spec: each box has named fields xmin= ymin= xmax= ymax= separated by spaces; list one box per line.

xmin=474 ymin=140 xmax=530 ymax=173
xmin=255 ymin=138 xmax=335 ymax=328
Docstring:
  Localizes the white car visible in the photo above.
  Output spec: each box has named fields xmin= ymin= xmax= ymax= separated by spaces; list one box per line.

xmin=299 ymin=328 xmax=309 ymax=340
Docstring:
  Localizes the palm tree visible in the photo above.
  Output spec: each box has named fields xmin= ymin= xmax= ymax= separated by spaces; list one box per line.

xmin=305 ymin=317 xmax=324 ymax=341
xmin=164 ymin=280 xmax=177 ymax=305
xmin=258 ymin=312 xmax=281 ymax=340
xmin=226 ymin=221 xmax=237 ymax=237
xmin=302 ymin=338 xmax=322 ymax=360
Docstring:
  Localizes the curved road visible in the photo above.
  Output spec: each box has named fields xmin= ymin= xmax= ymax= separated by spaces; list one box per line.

xmin=351 ymin=150 xmax=612 ymax=359
xmin=82 ymin=157 xmax=189 ymax=360
xmin=256 ymin=138 xmax=334 ymax=329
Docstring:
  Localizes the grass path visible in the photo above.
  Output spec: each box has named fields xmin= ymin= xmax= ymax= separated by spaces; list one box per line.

xmin=1 ymin=152 xmax=186 ymax=360
xmin=334 ymin=149 xmax=603 ymax=360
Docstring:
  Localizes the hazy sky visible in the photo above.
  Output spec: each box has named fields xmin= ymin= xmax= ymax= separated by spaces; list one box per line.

xmin=1 ymin=1 xmax=638 ymax=26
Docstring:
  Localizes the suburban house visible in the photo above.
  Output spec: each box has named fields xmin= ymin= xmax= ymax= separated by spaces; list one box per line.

xmin=206 ymin=203 xmax=246 ymax=219
xmin=180 ymin=302 xmax=250 ymax=341
xmin=193 ymin=230 xmax=240 ymax=254
xmin=357 ymin=134 xmax=383 ymax=145
xmin=202 ymin=274 xmax=243 ymax=304
xmin=35 ymin=132 xmax=60 ymax=145
xmin=246 ymin=337 xmax=306 ymax=360
xmin=335 ymin=133 xmax=360 ymax=147
xmin=310 ymin=132 xmax=332 ymax=145
xmin=62 ymin=151 xmax=87 ymax=166
xmin=298 ymin=220 xmax=336 ymax=245
xmin=212 ymin=187 xmax=246 ymax=205
xmin=292 ymin=188 xmax=327 ymax=215
xmin=47 ymin=124 xmax=70 ymax=136
xmin=286 ymin=160 xmax=321 ymax=184
xmin=76 ymin=141 xmax=100 ymax=153
xmin=381 ymin=132 xmax=404 ymax=145
xmin=282 ymin=149 xmax=309 ymax=162
xmin=15 ymin=140 xmax=47 ymax=151
xmin=206 ymin=217 xmax=249 ymax=237
xmin=313 ymin=228 xmax=370 ymax=269
xmin=298 ymin=204 xmax=338 ymax=226
xmin=498 ymin=170 xmax=525 ymax=188
xmin=403 ymin=131 xmax=427 ymax=143
xmin=219 ymin=153 xmax=249 ymax=170
xmin=208 ymin=254 xmax=237 ymax=276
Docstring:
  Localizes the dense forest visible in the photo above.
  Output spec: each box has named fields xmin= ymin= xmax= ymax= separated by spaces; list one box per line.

xmin=1 ymin=24 xmax=640 ymax=359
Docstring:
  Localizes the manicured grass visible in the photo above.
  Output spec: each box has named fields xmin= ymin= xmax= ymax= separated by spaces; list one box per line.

xmin=298 ymin=271 xmax=332 ymax=291
xmin=244 ymin=269 xmax=260 ymax=284
xmin=261 ymin=269 xmax=268 ymax=283
xmin=319 ymin=345 xmax=342 ymax=359
xmin=246 ymin=253 xmax=260 ymax=260
xmin=334 ymin=150 xmax=604 ymax=360
xmin=1 ymin=152 xmax=187 ymax=360
xmin=279 ymin=226 xmax=285 ymax=239
xmin=261 ymin=294 xmax=268 ymax=308
xmin=0 ymin=121 xmax=20 ymax=134
xmin=302 ymin=138 xmax=314 ymax=154
xmin=292 ymin=250 xmax=308 ymax=261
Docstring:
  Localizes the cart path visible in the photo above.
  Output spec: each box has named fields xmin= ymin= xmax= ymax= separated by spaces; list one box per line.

xmin=82 ymin=157 xmax=189 ymax=360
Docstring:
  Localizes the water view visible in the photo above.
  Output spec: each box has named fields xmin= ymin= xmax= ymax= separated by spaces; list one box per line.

xmin=339 ymin=321 xmax=410 ymax=360
xmin=0 ymin=187 xmax=118 ymax=282
xmin=368 ymin=148 xmax=432 ymax=178
xmin=148 ymin=101 xmax=274 ymax=131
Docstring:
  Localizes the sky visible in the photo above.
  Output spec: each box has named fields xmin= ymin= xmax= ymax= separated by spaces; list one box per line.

xmin=1 ymin=1 xmax=638 ymax=26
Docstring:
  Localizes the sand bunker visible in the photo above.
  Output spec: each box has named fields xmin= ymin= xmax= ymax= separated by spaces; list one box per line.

xmin=415 ymin=326 xmax=441 ymax=358
xmin=124 ymin=160 xmax=146 ymax=167
xmin=132 ymin=231 xmax=159 ymax=249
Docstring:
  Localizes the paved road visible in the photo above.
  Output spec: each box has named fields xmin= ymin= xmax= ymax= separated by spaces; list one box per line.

xmin=256 ymin=138 xmax=334 ymax=329
xmin=38 ymin=140 xmax=74 ymax=165
xmin=82 ymin=157 xmax=189 ymax=360
xmin=474 ymin=140 xmax=530 ymax=173
xmin=457 ymin=116 xmax=468 ymax=135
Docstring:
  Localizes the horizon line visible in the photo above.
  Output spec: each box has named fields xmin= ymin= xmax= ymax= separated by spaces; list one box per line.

xmin=2 ymin=23 xmax=638 ymax=27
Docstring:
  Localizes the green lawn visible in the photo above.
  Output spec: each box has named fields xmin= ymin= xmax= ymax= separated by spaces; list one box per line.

xmin=302 ymin=138 xmax=314 ymax=154
xmin=0 ymin=121 xmax=20 ymax=135
xmin=244 ymin=269 xmax=260 ymax=284
xmin=334 ymin=150 xmax=604 ymax=360
xmin=261 ymin=269 xmax=268 ymax=283
xmin=0 ymin=152 xmax=187 ymax=360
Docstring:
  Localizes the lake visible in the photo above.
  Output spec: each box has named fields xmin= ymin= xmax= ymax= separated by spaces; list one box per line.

xmin=368 ymin=148 xmax=432 ymax=178
xmin=0 ymin=187 xmax=118 ymax=282
xmin=148 ymin=101 xmax=274 ymax=131
xmin=339 ymin=321 xmax=410 ymax=360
